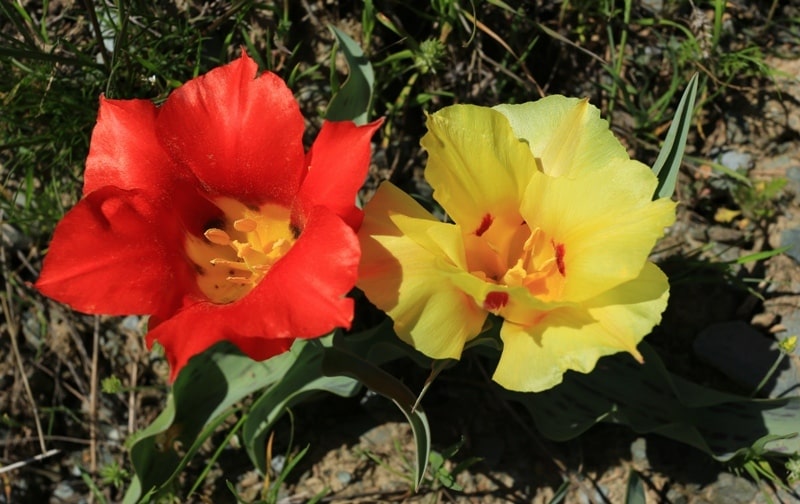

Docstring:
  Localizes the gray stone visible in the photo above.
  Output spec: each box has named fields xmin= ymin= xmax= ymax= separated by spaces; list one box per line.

xmin=707 ymin=472 xmax=757 ymax=504
xmin=781 ymin=227 xmax=800 ymax=264
xmin=52 ymin=482 xmax=75 ymax=500
xmin=630 ymin=437 xmax=648 ymax=468
xmin=718 ymin=150 xmax=753 ymax=173
xmin=336 ymin=470 xmax=352 ymax=485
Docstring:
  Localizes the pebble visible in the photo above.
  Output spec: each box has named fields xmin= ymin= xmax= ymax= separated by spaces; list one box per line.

xmin=717 ymin=150 xmax=753 ymax=173
xmin=781 ymin=227 xmax=800 ymax=264
xmin=270 ymin=454 xmax=286 ymax=474
xmin=707 ymin=472 xmax=757 ymax=504
xmin=52 ymin=482 xmax=75 ymax=500
xmin=336 ymin=470 xmax=352 ymax=485
xmin=630 ymin=437 xmax=649 ymax=468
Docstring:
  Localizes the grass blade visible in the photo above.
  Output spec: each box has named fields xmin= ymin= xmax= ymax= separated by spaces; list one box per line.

xmin=652 ymin=72 xmax=699 ymax=199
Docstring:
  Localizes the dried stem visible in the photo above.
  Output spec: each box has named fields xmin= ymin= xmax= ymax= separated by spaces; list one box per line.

xmin=1 ymin=210 xmax=48 ymax=455
xmin=89 ymin=316 xmax=100 ymax=474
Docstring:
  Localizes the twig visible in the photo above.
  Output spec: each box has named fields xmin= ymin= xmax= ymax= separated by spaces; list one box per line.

xmin=2 ymin=297 xmax=48 ymax=454
xmin=80 ymin=0 xmax=111 ymax=68
xmin=0 ymin=449 xmax=61 ymax=475
xmin=89 ymin=316 xmax=100 ymax=474
xmin=0 ymin=435 xmax=93 ymax=447
xmin=458 ymin=9 xmax=545 ymax=98
xmin=0 ymin=213 xmax=48 ymax=455
xmin=128 ymin=359 xmax=137 ymax=436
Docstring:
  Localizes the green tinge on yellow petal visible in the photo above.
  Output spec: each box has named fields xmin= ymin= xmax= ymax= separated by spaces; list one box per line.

xmin=421 ymin=105 xmax=537 ymax=236
xmin=494 ymin=96 xmax=629 ymax=178
xmin=521 ymin=160 xmax=676 ymax=302
xmin=358 ymin=182 xmax=487 ymax=360
xmin=492 ymin=262 xmax=670 ymax=392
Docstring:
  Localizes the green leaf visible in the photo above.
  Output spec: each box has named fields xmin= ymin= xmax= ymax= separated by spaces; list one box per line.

xmin=322 ymin=338 xmax=431 ymax=491
xmin=123 ymin=340 xmax=326 ymax=503
xmin=326 ymin=26 xmax=374 ymax=125
xmin=514 ymin=343 xmax=800 ymax=462
xmin=625 ymin=469 xmax=646 ymax=504
xmin=652 ymin=73 xmax=699 ymax=199
xmin=242 ymin=337 xmax=361 ymax=474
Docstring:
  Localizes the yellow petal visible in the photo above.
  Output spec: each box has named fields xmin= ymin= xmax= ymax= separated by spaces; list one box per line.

xmin=494 ymin=96 xmax=629 ymax=178
xmin=492 ymin=262 xmax=670 ymax=392
xmin=358 ymin=183 xmax=487 ymax=360
xmin=521 ymin=160 xmax=676 ymax=302
xmin=421 ymin=105 xmax=537 ymax=251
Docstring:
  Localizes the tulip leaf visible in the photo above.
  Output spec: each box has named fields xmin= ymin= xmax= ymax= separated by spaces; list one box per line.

xmin=513 ymin=342 xmax=800 ymax=462
xmin=326 ymin=25 xmax=374 ymax=125
xmin=123 ymin=341 xmax=310 ymax=503
xmin=625 ymin=469 xmax=646 ymax=504
xmin=321 ymin=340 xmax=432 ymax=492
xmin=651 ymin=72 xmax=699 ymax=199
xmin=242 ymin=337 xmax=361 ymax=474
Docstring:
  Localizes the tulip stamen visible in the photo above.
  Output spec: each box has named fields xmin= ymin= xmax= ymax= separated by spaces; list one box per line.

xmin=186 ymin=198 xmax=297 ymax=304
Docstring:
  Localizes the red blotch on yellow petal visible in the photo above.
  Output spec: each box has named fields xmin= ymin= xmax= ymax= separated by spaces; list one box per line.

xmin=483 ymin=291 xmax=509 ymax=311
xmin=474 ymin=214 xmax=493 ymax=237
xmin=552 ymin=240 xmax=566 ymax=277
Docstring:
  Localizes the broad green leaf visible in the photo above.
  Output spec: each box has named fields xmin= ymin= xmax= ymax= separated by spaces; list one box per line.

xmin=326 ymin=26 xmax=374 ymax=125
xmin=123 ymin=340 xmax=325 ymax=503
xmin=242 ymin=337 xmax=361 ymax=474
xmin=513 ymin=343 xmax=800 ymax=462
xmin=321 ymin=339 xmax=432 ymax=491
xmin=652 ymin=73 xmax=699 ymax=199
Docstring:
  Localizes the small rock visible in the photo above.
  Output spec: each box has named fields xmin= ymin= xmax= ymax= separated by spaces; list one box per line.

xmin=270 ymin=454 xmax=286 ymax=474
xmin=707 ymin=472 xmax=757 ymax=504
xmin=781 ymin=227 xmax=800 ymax=264
xmin=751 ymin=312 xmax=777 ymax=329
xmin=2 ymin=223 xmax=29 ymax=249
xmin=707 ymin=226 xmax=744 ymax=244
xmin=630 ymin=437 xmax=649 ymax=468
xmin=717 ymin=150 xmax=753 ymax=173
xmin=666 ymin=487 xmax=688 ymax=504
xmin=336 ymin=470 xmax=352 ymax=485
xmin=52 ymin=481 xmax=75 ymax=500
xmin=641 ymin=0 xmax=664 ymax=13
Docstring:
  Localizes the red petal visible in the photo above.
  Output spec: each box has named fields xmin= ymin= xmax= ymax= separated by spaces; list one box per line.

xmin=146 ymin=206 xmax=360 ymax=380
xmin=155 ymin=53 xmax=306 ymax=206
xmin=36 ymin=187 xmax=191 ymax=317
xmin=295 ymin=119 xmax=382 ymax=229
xmin=83 ymin=97 xmax=184 ymax=197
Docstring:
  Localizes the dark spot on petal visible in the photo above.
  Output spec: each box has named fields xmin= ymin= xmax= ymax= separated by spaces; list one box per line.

xmin=290 ymin=224 xmax=302 ymax=239
xmin=552 ymin=240 xmax=566 ymax=276
xmin=474 ymin=214 xmax=493 ymax=237
xmin=193 ymin=263 xmax=205 ymax=275
xmin=228 ymin=269 xmax=235 ymax=276
xmin=204 ymin=217 xmax=224 ymax=230
xmin=214 ymin=284 xmax=220 ymax=289
xmin=483 ymin=291 xmax=509 ymax=311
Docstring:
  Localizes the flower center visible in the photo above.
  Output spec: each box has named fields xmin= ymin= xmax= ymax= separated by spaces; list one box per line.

xmin=185 ymin=197 xmax=297 ymax=304
xmin=465 ymin=214 xmax=566 ymax=303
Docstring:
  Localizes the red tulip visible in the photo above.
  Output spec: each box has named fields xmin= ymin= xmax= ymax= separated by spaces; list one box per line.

xmin=36 ymin=53 xmax=380 ymax=380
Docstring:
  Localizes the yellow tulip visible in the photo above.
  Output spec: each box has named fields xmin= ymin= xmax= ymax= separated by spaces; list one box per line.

xmin=358 ymin=97 xmax=676 ymax=392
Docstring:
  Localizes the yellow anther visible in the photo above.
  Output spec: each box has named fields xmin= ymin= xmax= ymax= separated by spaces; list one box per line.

xmin=186 ymin=198 xmax=297 ymax=304
xmin=503 ymin=260 xmax=527 ymax=287
xmin=226 ymin=276 xmax=253 ymax=285
xmin=234 ymin=218 xmax=258 ymax=233
xmin=204 ymin=228 xmax=231 ymax=246
xmin=210 ymin=259 xmax=251 ymax=271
